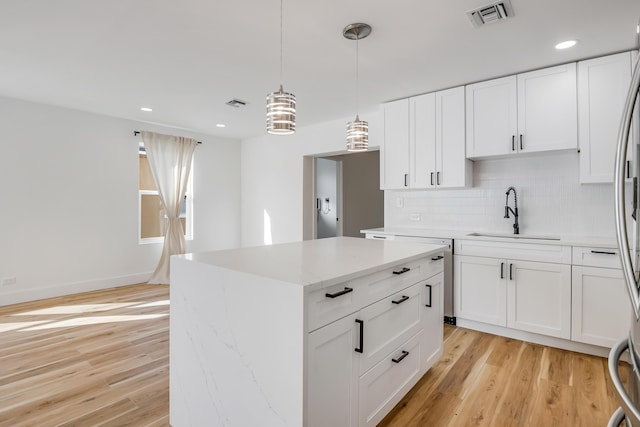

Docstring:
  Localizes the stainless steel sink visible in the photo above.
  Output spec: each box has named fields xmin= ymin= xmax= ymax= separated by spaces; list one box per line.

xmin=466 ymin=232 xmax=561 ymax=241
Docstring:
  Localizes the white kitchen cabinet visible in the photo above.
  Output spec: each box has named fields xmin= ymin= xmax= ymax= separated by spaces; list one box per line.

xmin=466 ymin=63 xmax=577 ymax=158
xmin=382 ymin=87 xmax=470 ymax=189
xmin=307 ymin=313 xmax=360 ymax=427
xmin=578 ymin=51 xmax=637 ymax=183
xmin=454 ymin=255 xmax=507 ymax=327
xmin=571 ymin=246 xmax=631 ymax=347
xmin=382 ymin=98 xmax=410 ymax=189
xmin=307 ymin=253 xmax=444 ymax=426
xmin=507 ymin=260 xmax=571 ymax=339
xmin=454 ymin=240 xmax=572 ymax=339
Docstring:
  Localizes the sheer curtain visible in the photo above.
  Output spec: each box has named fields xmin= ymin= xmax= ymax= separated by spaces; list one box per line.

xmin=141 ymin=131 xmax=197 ymax=284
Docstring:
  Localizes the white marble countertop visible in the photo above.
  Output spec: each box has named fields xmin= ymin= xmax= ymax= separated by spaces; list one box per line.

xmin=176 ymin=236 xmax=446 ymax=291
xmin=361 ymin=227 xmax=618 ymax=249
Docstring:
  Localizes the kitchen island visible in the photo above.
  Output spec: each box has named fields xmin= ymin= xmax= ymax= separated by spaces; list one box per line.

xmin=170 ymin=237 xmax=445 ymax=426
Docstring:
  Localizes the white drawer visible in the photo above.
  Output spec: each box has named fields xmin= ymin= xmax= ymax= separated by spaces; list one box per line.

xmin=358 ymin=331 xmax=424 ymax=427
xmin=455 ymin=239 xmax=571 ymax=264
xmin=355 ymin=256 xmax=443 ymax=307
xmin=572 ymin=246 xmax=621 ymax=269
xmin=358 ymin=283 xmax=423 ymax=375
xmin=307 ymin=281 xmax=364 ymax=332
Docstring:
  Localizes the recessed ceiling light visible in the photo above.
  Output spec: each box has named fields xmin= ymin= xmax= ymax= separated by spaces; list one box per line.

xmin=140 ymin=107 xmax=153 ymax=112
xmin=555 ymin=40 xmax=577 ymax=50
xmin=216 ymin=124 xmax=226 ymax=128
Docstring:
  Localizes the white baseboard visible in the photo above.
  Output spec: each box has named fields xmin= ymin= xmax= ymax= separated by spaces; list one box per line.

xmin=0 ymin=272 xmax=153 ymax=307
xmin=456 ymin=318 xmax=612 ymax=358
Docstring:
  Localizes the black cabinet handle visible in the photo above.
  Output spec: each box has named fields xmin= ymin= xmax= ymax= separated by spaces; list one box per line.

xmin=325 ymin=287 xmax=353 ymax=299
xmin=509 ymin=263 xmax=513 ymax=281
xmin=590 ymin=250 xmax=617 ymax=255
xmin=627 ymin=161 xmax=631 ymax=179
xmin=392 ymin=350 xmax=409 ymax=363
xmin=404 ymin=174 xmax=408 ymax=187
xmin=425 ymin=284 xmax=432 ymax=307
xmin=519 ymin=134 xmax=523 ymax=150
xmin=355 ymin=319 xmax=364 ymax=353
xmin=431 ymin=255 xmax=444 ymax=261
xmin=372 ymin=235 xmax=387 ymax=239
xmin=430 ymin=172 xmax=434 ymax=186
xmin=500 ymin=262 xmax=504 ymax=279
xmin=512 ymin=135 xmax=515 ymax=151
xmin=393 ymin=267 xmax=410 ymax=275
xmin=437 ymin=171 xmax=441 ymax=185
xmin=392 ymin=295 xmax=410 ymax=305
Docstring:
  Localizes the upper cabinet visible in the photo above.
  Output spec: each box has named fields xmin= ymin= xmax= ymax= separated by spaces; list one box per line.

xmin=578 ymin=51 xmax=637 ymax=184
xmin=382 ymin=86 xmax=471 ymax=190
xmin=466 ymin=63 xmax=578 ymax=159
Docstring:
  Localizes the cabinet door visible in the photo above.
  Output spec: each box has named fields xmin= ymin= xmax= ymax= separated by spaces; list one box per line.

xmin=517 ymin=63 xmax=578 ymax=153
xmin=436 ymin=86 xmax=468 ymax=188
xmin=507 ymin=260 xmax=571 ymax=339
xmin=306 ymin=313 xmax=359 ymax=427
xmin=411 ymin=93 xmax=436 ymax=188
xmin=465 ymin=75 xmax=517 ymax=158
xmin=382 ymin=99 xmax=410 ymax=189
xmin=454 ymin=255 xmax=507 ymax=326
xmin=422 ymin=272 xmax=443 ymax=371
xmin=578 ymin=52 xmax=635 ymax=183
xmin=572 ymin=266 xmax=631 ymax=347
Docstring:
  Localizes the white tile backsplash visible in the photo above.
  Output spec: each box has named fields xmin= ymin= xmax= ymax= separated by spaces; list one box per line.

xmin=386 ymin=151 xmax=622 ymax=238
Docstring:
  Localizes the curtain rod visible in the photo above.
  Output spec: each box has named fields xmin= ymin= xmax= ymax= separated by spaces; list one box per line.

xmin=134 ymin=131 xmax=202 ymax=144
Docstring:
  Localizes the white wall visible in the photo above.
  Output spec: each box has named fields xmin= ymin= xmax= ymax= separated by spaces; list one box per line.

xmin=0 ymin=96 xmax=240 ymax=305
xmin=386 ymin=151 xmax=617 ymax=238
xmin=240 ymin=108 xmax=382 ymax=247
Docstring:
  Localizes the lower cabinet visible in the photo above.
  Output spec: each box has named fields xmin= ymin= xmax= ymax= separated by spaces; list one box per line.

xmin=454 ymin=254 xmax=571 ymax=339
xmin=307 ymin=270 xmax=443 ymax=427
xmin=572 ymin=265 xmax=631 ymax=347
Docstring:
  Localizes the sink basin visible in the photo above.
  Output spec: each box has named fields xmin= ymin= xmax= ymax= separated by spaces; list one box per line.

xmin=467 ymin=232 xmax=561 ymax=241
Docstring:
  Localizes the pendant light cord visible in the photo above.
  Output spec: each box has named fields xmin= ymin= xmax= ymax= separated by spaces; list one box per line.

xmin=280 ymin=0 xmax=283 ymax=87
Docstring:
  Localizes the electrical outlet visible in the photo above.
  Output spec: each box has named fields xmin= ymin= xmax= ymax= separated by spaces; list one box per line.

xmin=410 ymin=213 xmax=421 ymax=221
xmin=396 ymin=197 xmax=404 ymax=208
xmin=1 ymin=277 xmax=16 ymax=286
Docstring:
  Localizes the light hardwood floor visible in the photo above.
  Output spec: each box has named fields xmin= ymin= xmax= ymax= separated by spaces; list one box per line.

xmin=0 ymin=284 xmax=628 ymax=426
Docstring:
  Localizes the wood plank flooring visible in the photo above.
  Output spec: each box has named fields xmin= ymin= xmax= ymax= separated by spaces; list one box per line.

xmin=0 ymin=284 xmax=629 ymax=426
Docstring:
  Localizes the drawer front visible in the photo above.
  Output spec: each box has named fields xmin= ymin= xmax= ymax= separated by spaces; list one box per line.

xmin=307 ymin=281 xmax=364 ymax=332
xmin=358 ymin=332 xmax=424 ymax=427
xmin=356 ymin=256 xmax=442 ymax=307
xmin=358 ymin=283 xmax=423 ymax=375
xmin=455 ymin=239 xmax=571 ymax=264
xmin=572 ymin=246 xmax=621 ymax=268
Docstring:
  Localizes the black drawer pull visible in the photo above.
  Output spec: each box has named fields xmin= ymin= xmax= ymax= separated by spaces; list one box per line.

xmin=519 ymin=134 xmax=523 ymax=150
xmin=431 ymin=255 xmax=444 ymax=261
xmin=355 ymin=319 xmax=364 ymax=353
xmin=392 ymin=350 xmax=409 ymax=363
xmin=509 ymin=263 xmax=513 ymax=281
xmin=325 ymin=287 xmax=353 ymax=299
xmin=500 ymin=262 xmax=504 ymax=279
xmin=393 ymin=267 xmax=410 ymax=275
xmin=372 ymin=235 xmax=387 ymax=239
xmin=425 ymin=284 xmax=432 ymax=308
xmin=590 ymin=250 xmax=616 ymax=256
xmin=392 ymin=295 xmax=410 ymax=305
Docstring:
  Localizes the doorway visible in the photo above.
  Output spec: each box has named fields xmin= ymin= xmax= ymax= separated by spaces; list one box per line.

xmin=303 ymin=150 xmax=384 ymax=240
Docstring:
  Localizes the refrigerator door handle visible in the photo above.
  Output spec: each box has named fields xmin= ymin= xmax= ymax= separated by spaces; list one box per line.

xmin=609 ymin=338 xmax=640 ymax=426
xmin=614 ymin=51 xmax=640 ymax=319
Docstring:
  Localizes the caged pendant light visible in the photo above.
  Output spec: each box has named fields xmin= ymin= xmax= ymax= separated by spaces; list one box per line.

xmin=266 ymin=0 xmax=296 ymax=135
xmin=343 ymin=23 xmax=371 ymax=152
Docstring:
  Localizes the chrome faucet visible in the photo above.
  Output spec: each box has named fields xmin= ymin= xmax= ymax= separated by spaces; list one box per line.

xmin=504 ymin=186 xmax=519 ymax=235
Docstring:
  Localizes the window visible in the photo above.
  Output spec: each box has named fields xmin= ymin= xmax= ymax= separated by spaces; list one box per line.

xmin=138 ymin=143 xmax=193 ymax=244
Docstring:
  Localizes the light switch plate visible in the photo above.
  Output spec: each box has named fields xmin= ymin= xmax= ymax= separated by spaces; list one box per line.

xmin=396 ymin=197 xmax=404 ymax=208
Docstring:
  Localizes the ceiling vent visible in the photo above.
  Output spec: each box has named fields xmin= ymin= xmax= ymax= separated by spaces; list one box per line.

xmin=467 ymin=0 xmax=514 ymax=28
xmin=226 ymin=98 xmax=248 ymax=108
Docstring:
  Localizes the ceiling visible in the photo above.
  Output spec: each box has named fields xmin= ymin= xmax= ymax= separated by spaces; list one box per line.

xmin=1 ymin=0 xmax=639 ymax=140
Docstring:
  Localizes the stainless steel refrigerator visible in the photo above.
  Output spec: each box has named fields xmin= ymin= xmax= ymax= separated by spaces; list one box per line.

xmin=610 ymin=20 xmax=640 ymax=427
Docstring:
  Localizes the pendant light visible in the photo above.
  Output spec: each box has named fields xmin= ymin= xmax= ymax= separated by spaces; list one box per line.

xmin=266 ymin=0 xmax=296 ymax=135
xmin=343 ymin=23 xmax=371 ymax=152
